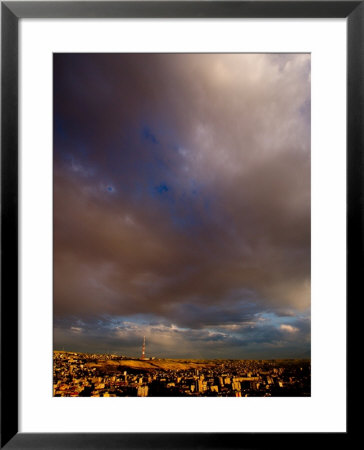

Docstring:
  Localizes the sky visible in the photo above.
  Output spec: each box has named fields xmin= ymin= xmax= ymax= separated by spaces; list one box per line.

xmin=53 ymin=53 xmax=310 ymax=359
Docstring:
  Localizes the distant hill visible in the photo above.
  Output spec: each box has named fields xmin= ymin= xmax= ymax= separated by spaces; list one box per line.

xmin=85 ymin=358 xmax=215 ymax=372
xmin=54 ymin=351 xmax=310 ymax=372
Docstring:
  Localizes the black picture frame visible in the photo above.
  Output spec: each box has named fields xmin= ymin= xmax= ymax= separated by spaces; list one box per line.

xmin=1 ymin=1 xmax=358 ymax=448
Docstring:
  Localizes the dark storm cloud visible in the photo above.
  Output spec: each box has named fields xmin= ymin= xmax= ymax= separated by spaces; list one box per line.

xmin=54 ymin=53 xmax=310 ymax=357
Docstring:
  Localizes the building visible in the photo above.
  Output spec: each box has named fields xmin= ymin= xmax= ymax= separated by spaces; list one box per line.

xmin=137 ymin=385 xmax=149 ymax=397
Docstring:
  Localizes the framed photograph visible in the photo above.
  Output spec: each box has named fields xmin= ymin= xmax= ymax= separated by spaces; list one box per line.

xmin=1 ymin=1 xmax=357 ymax=448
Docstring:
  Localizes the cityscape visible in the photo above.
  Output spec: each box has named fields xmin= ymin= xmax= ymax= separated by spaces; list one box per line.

xmin=53 ymin=338 xmax=310 ymax=397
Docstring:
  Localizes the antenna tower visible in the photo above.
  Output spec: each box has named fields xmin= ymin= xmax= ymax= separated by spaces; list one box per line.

xmin=141 ymin=336 xmax=146 ymax=360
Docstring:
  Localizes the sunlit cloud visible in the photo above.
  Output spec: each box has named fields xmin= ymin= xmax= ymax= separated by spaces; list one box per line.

xmin=280 ymin=324 xmax=299 ymax=333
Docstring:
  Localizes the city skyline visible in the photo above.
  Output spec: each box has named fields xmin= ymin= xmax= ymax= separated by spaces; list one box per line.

xmin=54 ymin=351 xmax=311 ymax=397
xmin=54 ymin=53 xmax=311 ymax=359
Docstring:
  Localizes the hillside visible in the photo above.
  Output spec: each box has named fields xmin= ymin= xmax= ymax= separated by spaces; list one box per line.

xmin=85 ymin=358 xmax=215 ymax=372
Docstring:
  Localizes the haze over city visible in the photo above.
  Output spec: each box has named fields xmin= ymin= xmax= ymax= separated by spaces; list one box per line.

xmin=54 ymin=53 xmax=310 ymax=359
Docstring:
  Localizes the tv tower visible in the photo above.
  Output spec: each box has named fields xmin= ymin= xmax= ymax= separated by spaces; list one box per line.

xmin=141 ymin=335 xmax=146 ymax=360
